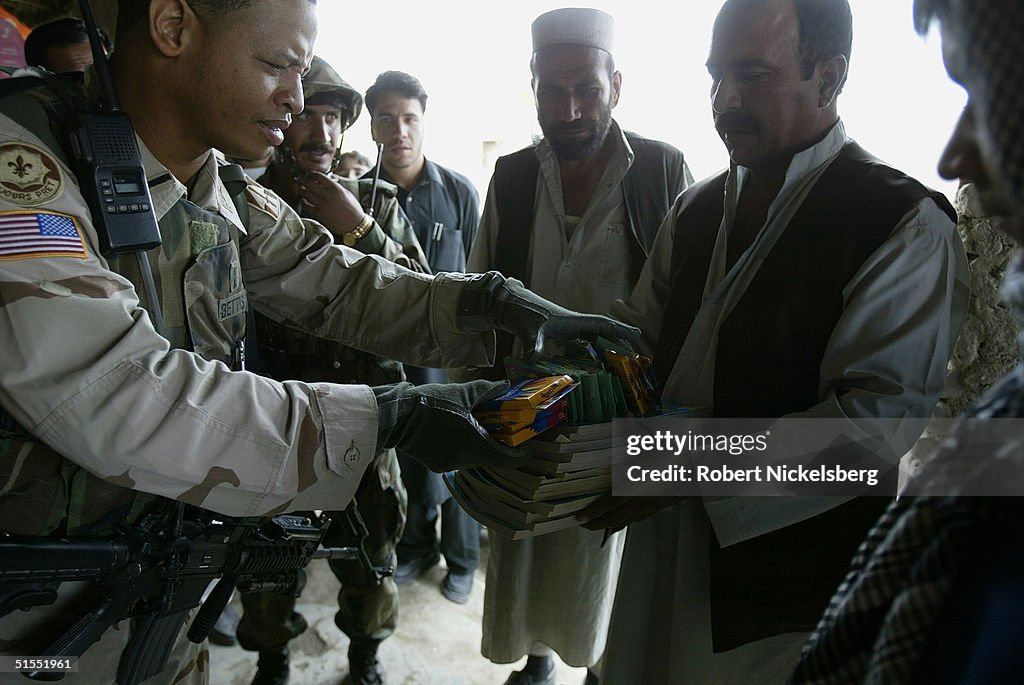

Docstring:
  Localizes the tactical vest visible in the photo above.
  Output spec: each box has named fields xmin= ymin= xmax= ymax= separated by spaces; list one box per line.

xmin=252 ymin=314 xmax=403 ymax=387
xmin=0 ymin=76 xmax=250 ymax=536
xmin=250 ymin=170 xmax=404 ymax=387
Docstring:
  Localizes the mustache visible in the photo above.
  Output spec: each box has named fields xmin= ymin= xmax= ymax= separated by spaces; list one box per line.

xmin=714 ymin=112 xmax=759 ymax=132
xmin=298 ymin=143 xmax=334 ymax=155
xmin=549 ymin=121 xmax=594 ymax=135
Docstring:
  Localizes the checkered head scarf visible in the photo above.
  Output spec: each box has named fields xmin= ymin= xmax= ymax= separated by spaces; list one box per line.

xmin=915 ymin=0 xmax=1024 ymax=200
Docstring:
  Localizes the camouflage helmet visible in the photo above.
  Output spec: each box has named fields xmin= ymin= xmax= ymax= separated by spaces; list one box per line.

xmin=301 ymin=56 xmax=363 ymax=133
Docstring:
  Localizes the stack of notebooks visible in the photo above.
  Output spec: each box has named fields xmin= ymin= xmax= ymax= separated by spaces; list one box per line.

xmin=445 ymin=422 xmax=618 ymax=539
xmin=449 ymin=339 xmax=668 ymax=539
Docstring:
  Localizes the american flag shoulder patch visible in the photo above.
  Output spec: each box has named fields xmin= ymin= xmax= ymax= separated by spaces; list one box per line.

xmin=0 ymin=209 xmax=87 ymax=261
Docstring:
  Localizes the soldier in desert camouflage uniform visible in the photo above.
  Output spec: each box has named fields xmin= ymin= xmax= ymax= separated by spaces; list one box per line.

xmin=0 ymin=1 xmax=637 ymax=683
xmin=236 ymin=56 xmax=424 ymax=685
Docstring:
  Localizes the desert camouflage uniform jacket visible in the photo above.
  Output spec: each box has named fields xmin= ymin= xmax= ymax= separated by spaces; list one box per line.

xmin=252 ymin=165 xmax=428 ymax=387
xmin=0 ymin=83 xmax=494 ymax=538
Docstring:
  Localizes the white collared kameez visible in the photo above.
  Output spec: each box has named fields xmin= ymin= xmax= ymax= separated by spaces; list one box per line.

xmin=468 ymin=123 xmax=638 ymax=667
xmin=601 ymin=122 xmax=970 ymax=684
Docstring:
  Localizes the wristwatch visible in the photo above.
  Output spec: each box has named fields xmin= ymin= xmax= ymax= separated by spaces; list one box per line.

xmin=342 ymin=214 xmax=374 ymax=247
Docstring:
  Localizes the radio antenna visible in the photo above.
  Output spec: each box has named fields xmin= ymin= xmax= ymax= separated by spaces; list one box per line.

xmin=78 ymin=0 xmax=119 ymax=111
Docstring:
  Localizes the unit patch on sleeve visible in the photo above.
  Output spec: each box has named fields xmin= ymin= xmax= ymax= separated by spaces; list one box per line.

xmin=0 ymin=142 xmax=64 ymax=206
xmin=244 ymin=180 xmax=282 ymax=221
xmin=0 ymin=210 xmax=87 ymax=260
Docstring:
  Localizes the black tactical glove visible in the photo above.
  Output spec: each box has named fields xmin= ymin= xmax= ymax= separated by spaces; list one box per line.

xmin=456 ymin=271 xmax=641 ymax=357
xmin=372 ymin=380 xmax=526 ymax=471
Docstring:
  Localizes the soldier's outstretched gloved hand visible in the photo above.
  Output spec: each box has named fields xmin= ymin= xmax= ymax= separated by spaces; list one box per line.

xmin=456 ymin=271 xmax=641 ymax=357
xmin=372 ymin=380 xmax=526 ymax=471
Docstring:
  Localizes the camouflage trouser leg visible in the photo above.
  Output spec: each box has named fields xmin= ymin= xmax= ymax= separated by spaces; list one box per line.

xmin=235 ymin=448 xmax=406 ymax=650
xmin=0 ymin=581 xmax=207 ymax=685
xmin=236 ymin=589 xmax=308 ymax=652
xmin=327 ymin=448 xmax=407 ymax=644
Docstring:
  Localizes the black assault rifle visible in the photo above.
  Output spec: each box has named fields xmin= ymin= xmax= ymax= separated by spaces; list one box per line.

xmin=0 ymin=501 xmax=391 ymax=684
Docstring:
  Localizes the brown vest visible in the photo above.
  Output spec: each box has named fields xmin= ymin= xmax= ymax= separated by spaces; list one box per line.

xmin=651 ymin=142 xmax=956 ymax=650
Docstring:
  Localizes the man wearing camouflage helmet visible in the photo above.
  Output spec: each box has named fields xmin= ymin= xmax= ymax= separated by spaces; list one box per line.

xmin=253 ymin=56 xmax=428 ymax=275
xmin=233 ymin=56 xmax=423 ymax=685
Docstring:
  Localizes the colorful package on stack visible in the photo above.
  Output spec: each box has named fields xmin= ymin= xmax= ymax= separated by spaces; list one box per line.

xmin=451 ymin=340 xmax=671 ymax=538
xmin=473 ymin=375 xmax=578 ymax=446
xmin=501 ymin=338 xmax=661 ymax=427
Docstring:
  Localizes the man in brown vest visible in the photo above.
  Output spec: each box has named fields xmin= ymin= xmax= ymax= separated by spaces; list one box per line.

xmin=581 ymin=0 xmax=970 ymax=682
xmin=468 ymin=8 xmax=692 ymax=685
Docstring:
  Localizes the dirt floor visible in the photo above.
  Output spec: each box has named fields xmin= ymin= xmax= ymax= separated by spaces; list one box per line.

xmin=208 ymin=535 xmax=588 ymax=685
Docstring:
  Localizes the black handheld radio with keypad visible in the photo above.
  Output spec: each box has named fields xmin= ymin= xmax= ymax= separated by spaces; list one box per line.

xmin=66 ymin=0 xmax=167 ymax=336
xmin=68 ymin=0 xmax=161 ymax=257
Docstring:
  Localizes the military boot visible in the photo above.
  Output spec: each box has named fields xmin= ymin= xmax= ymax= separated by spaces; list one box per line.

xmin=251 ymin=645 xmax=290 ymax=685
xmin=344 ymin=639 xmax=385 ymax=685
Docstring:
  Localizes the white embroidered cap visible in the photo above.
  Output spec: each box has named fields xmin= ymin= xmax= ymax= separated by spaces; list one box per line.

xmin=531 ymin=7 xmax=614 ymax=54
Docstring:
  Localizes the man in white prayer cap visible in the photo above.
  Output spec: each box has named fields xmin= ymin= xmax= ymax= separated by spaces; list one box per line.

xmin=467 ymin=7 xmax=693 ymax=685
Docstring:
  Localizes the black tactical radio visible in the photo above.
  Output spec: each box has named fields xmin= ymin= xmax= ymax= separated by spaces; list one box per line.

xmin=69 ymin=0 xmax=161 ymax=256
xmin=68 ymin=111 xmax=158 ymax=255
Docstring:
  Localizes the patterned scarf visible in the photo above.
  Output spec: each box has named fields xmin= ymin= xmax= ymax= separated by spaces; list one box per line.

xmin=790 ymin=258 xmax=1024 ymax=683
xmin=915 ymin=0 xmax=1024 ymax=202
xmin=792 ymin=3 xmax=1024 ymax=679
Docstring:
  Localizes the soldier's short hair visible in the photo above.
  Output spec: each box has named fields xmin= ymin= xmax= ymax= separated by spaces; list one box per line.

xmin=117 ymin=0 xmax=316 ymax=33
